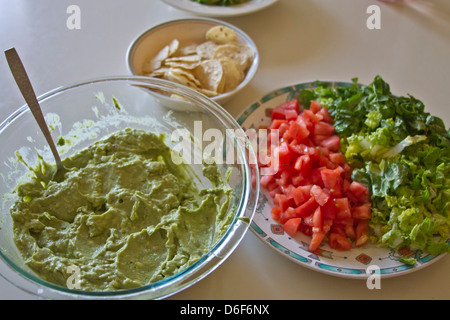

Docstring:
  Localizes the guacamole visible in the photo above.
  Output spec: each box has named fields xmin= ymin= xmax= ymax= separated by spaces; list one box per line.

xmin=10 ymin=128 xmax=234 ymax=291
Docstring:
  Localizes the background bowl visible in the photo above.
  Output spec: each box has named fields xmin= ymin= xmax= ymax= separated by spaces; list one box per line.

xmin=127 ymin=18 xmax=259 ymax=106
xmin=161 ymin=0 xmax=280 ymax=17
xmin=0 ymin=76 xmax=259 ymax=299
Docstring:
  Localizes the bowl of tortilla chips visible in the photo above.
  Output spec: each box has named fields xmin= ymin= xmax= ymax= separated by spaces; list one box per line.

xmin=127 ymin=18 xmax=259 ymax=105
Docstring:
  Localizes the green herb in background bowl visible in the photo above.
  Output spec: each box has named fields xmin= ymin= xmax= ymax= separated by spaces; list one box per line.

xmin=192 ymin=0 xmax=249 ymax=6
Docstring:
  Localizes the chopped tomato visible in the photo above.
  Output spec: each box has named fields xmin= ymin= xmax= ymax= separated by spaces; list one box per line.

xmin=351 ymin=202 xmax=372 ymax=220
xmin=274 ymin=193 xmax=295 ymax=212
xmin=328 ymin=152 xmax=346 ymax=166
xmin=265 ymin=180 xmax=278 ymax=192
xmin=260 ymin=99 xmax=372 ymax=252
xmin=312 ymin=206 xmax=323 ymax=231
xmin=319 ymin=135 xmax=340 ymax=152
xmin=348 ymin=181 xmax=370 ymax=204
xmin=312 ymin=134 xmax=329 ymax=145
xmin=313 ymin=121 xmax=335 ymax=136
xmin=291 ymin=185 xmax=312 ymax=206
xmin=278 ymin=122 xmax=290 ymax=138
xmin=281 ymin=184 xmax=295 ymax=196
xmin=322 ymin=218 xmax=333 ymax=234
xmin=303 ymin=213 xmax=314 ymax=227
xmin=309 ymin=100 xmax=322 ymax=113
xmin=283 ymin=217 xmax=302 ymax=238
xmin=320 ymin=167 xmax=341 ymax=190
xmin=284 ymin=121 xmax=309 ymax=143
xmin=271 ymin=107 xmax=286 ymax=120
xmin=271 ymin=205 xmax=282 ymax=220
xmin=321 ymin=197 xmax=337 ymax=220
xmin=268 ymin=186 xmax=281 ymax=198
xmin=269 ymin=119 xmax=288 ymax=130
xmin=339 ymin=218 xmax=356 ymax=239
xmin=279 ymin=99 xmax=301 ymax=113
xmin=329 ymin=232 xmax=354 ymax=251
xmin=303 ymin=109 xmax=321 ymax=124
xmin=278 ymin=141 xmax=291 ymax=166
xmin=294 ymin=197 xmax=319 ymax=218
xmin=334 ymin=197 xmax=352 ymax=221
xmin=310 ymin=168 xmax=324 ymax=187
xmin=329 ymin=181 xmax=343 ymax=198
xmin=294 ymin=154 xmax=312 ymax=174
xmin=355 ymin=220 xmax=369 ymax=247
xmin=285 ymin=109 xmax=299 ymax=121
xmin=310 ymin=185 xmax=330 ymax=206
xmin=260 ymin=174 xmax=275 ymax=189
xmin=310 ymin=230 xmax=326 ymax=252
xmin=317 ymin=106 xmax=333 ymax=124
xmin=289 ymin=143 xmax=309 ymax=155
xmin=299 ymin=221 xmax=313 ymax=236
xmin=291 ymin=172 xmax=306 ymax=187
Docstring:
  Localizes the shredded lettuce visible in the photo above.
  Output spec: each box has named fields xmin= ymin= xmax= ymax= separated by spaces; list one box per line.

xmin=299 ymin=76 xmax=450 ymax=262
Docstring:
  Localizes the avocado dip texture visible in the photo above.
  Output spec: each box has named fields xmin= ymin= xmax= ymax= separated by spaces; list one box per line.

xmin=10 ymin=128 xmax=234 ymax=291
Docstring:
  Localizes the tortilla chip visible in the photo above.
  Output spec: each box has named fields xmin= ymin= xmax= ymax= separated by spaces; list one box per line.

xmin=144 ymin=39 xmax=179 ymax=73
xmin=219 ymin=59 xmax=245 ymax=93
xmin=206 ymin=26 xmax=238 ymax=44
xmin=213 ymin=43 xmax=254 ymax=73
xmin=196 ymin=41 xmax=219 ymax=59
xmin=193 ymin=60 xmax=223 ymax=92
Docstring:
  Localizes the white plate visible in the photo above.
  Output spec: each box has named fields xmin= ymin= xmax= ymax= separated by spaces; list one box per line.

xmin=161 ymin=0 xmax=279 ymax=17
xmin=237 ymin=81 xmax=447 ymax=279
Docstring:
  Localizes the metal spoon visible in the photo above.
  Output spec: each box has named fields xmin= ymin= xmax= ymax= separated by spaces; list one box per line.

xmin=5 ymin=47 xmax=67 ymax=182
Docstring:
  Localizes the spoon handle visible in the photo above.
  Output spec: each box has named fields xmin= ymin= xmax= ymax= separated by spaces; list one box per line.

xmin=5 ymin=48 xmax=63 ymax=168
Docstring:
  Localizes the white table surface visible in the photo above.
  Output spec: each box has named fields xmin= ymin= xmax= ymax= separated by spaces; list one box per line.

xmin=0 ymin=0 xmax=449 ymax=300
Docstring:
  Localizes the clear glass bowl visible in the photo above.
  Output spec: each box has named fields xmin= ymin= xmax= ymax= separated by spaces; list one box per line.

xmin=0 ymin=76 xmax=259 ymax=299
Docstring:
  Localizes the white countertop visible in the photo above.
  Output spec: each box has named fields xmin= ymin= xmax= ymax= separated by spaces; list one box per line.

xmin=0 ymin=0 xmax=449 ymax=300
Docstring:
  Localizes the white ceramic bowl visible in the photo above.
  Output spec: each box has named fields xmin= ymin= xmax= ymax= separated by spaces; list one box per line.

xmin=127 ymin=18 xmax=259 ymax=106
